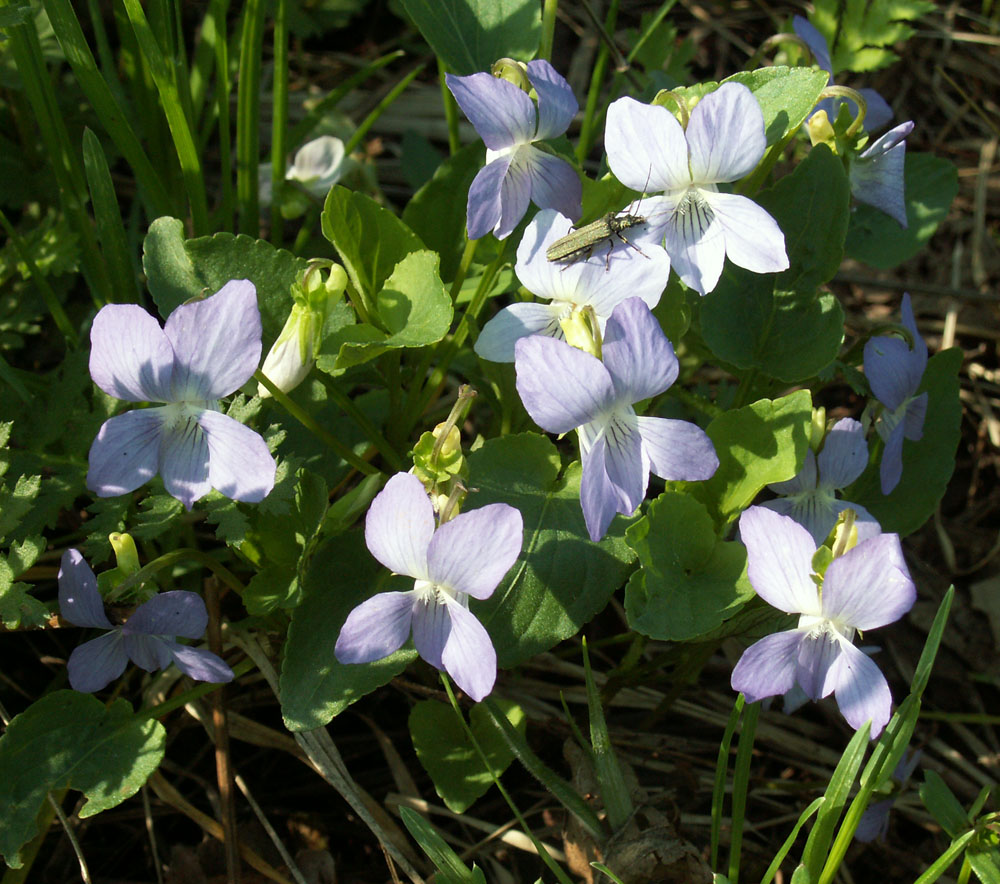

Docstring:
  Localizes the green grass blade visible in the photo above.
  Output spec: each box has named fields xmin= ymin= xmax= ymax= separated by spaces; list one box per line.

xmin=287 ymin=50 xmax=405 ymax=148
xmin=711 ymin=693 xmax=744 ymax=869
xmin=582 ymin=638 xmax=633 ymax=832
xmin=203 ymin=0 xmax=233 ymax=231
xmin=236 ymin=0 xmax=265 ymax=235
xmin=481 ymin=697 xmax=605 ymax=842
xmin=759 ymin=798 xmax=825 ymax=884
xmin=398 ymin=806 xmax=473 ymax=884
xmin=800 ymin=722 xmax=871 ymax=878
xmin=120 ymin=0 xmax=209 ymax=233
xmin=913 ymin=831 xmax=977 ymax=884
xmin=82 ymin=128 xmax=139 ymax=303
xmin=42 ymin=0 xmax=173 ymax=217
xmin=728 ymin=700 xmax=759 ymax=884
xmin=913 ymin=586 xmax=954 ymax=697
xmin=1 ymin=0 xmax=111 ymax=307
xmin=270 ymin=0 xmax=288 ymax=245
xmin=341 ymin=62 xmax=426 ymax=158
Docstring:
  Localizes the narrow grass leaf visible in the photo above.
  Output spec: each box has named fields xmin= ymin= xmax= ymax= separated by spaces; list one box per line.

xmin=83 ymin=128 xmax=139 ymax=302
xmin=912 ymin=831 xmax=976 ymax=884
xmin=399 ymin=806 xmax=475 ymax=884
xmin=711 ymin=693 xmax=744 ymax=869
xmin=583 ymin=638 xmax=632 ymax=832
xmin=759 ymin=798 xmax=824 ymax=884
xmin=728 ymin=700 xmax=759 ymax=884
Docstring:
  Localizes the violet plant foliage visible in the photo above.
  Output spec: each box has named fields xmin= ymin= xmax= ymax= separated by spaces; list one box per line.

xmin=863 ymin=293 xmax=928 ymax=494
xmin=446 ymin=60 xmax=582 ymax=240
xmin=603 ymin=84 xmax=789 ymax=295
xmin=58 ymin=549 xmax=233 ymax=693
xmin=475 ymin=209 xmax=670 ymax=362
xmin=730 ymin=506 xmax=916 ymax=737
xmin=762 ymin=417 xmax=880 ymax=544
xmin=514 ymin=297 xmax=718 ymax=541
xmin=792 ymin=16 xmax=893 ymax=133
xmin=335 ymin=472 xmax=523 ymax=701
xmin=87 ymin=279 xmax=277 ymax=510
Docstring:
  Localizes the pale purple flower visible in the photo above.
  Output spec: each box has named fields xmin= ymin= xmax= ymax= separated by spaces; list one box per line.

xmin=730 ymin=507 xmax=916 ymax=737
xmin=793 ymin=16 xmax=894 ymax=132
xmin=850 ymin=121 xmax=914 ymax=227
xmin=58 ymin=549 xmax=233 ymax=693
xmin=514 ymin=297 xmax=718 ymax=541
xmin=762 ymin=418 xmax=881 ymax=544
xmin=863 ymin=293 xmax=928 ymax=494
xmin=604 ymin=85 xmax=789 ymax=295
xmin=335 ymin=472 xmax=523 ymax=702
xmin=475 ymin=209 xmax=670 ymax=362
xmin=446 ymin=60 xmax=582 ymax=240
xmin=854 ymin=748 xmax=921 ymax=842
xmin=87 ymin=280 xmax=277 ymax=510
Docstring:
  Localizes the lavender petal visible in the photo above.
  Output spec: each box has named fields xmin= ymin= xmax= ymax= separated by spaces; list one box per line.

xmin=526 ymin=59 xmax=577 ymax=140
xmin=602 ymin=298 xmax=678 ymax=402
xmin=821 ymin=534 xmax=915 ymax=630
xmin=199 ymin=410 xmax=276 ymax=504
xmin=86 ymin=409 xmax=165 ymax=500
xmin=67 ymin=631 xmax=129 ymax=693
xmin=440 ymin=596 xmax=497 ymax=702
xmin=335 ymin=591 xmax=416 ymax=664
xmin=636 ymin=416 xmax=719 ymax=481
xmin=58 ymin=549 xmax=112 ymax=629
xmin=731 ymin=629 xmax=804 ymax=704
xmin=686 ymin=83 xmax=766 ymax=184
xmin=829 ymin=637 xmax=893 ymax=736
xmin=445 ymin=72 xmax=535 ymax=151
xmin=365 ymin=472 xmax=434 ymax=579
xmin=738 ymin=507 xmax=821 ymax=615
xmin=123 ymin=590 xmax=209 ymax=639
xmin=89 ymin=304 xmax=175 ymax=403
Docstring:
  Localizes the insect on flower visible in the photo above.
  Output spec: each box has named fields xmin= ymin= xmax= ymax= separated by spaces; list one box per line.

xmin=547 ymin=170 xmax=654 ymax=269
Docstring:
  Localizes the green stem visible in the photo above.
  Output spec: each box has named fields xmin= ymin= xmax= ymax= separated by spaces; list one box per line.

xmin=576 ymin=0 xmax=620 ymax=164
xmin=403 ymin=246 xmax=507 ymax=432
xmin=342 ymin=62 xmax=425 ymax=158
xmin=270 ymin=0 xmax=288 ymax=245
xmin=322 ymin=379 xmax=405 ymax=471
xmin=111 ymin=547 xmax=247 ymax=600
xmin=439 ymin=57 xmax=460 ymax=156
xmin=728 ymin=700 xmax=760 ymax=884
xmin=255 ymin=370 xmax=380 ymax=475
xmin=732 ymin=367 xmax=759 ymax=409
xmin=441 ymin=676 xmax=575 ymax=884
xmin=710 ymin=693 xmax=743 ymax=869
xmin=137 ymin=658 xmax=255 ymax=722
xmin=448 ymin=237 xmax=478 ymax=302
xmin=540 ymin=0 xmax=558 ymax=62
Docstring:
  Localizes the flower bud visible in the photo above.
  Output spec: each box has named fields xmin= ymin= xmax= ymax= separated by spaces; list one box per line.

xmin=258 ymin=264 xmax=348 ymax=397
xmin=806 ymin=109 xmax=837 ymax=148
xmin=809 ymin=407 xmax=827 ymax=453
xmin=491 ymin=58 xmax=531 ymax=92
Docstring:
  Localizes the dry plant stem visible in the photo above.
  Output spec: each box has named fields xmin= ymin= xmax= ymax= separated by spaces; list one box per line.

xmin=142 ymin=786 xmax=165 ymax=884
xmin=233 ymin=774 xmax=311 ymax=884
xmin=147 ymin=772 xmax=294 ymax=884
xmin=46 ymin=794 xmax=92 ymax=884
xmin=206 ymin=579 xmax=241 ymax=884
xmin=231 ymin=631 xmax=427 ymax=884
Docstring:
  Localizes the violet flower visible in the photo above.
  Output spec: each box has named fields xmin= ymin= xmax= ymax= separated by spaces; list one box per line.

xmin=863 ymin=293 xmax=928 ymax=494
xmin=730 ymin=507 xmax=916 ymax=737
xmin=475 ymin=209 xmax=670 ymax=362
xmin=446 ymin=61 xmax=581 ymax=240
xmin=793 ymin=16 xmax=894 ymax=132
xmin=87 ymin=279 xmax=277 ymax=510
xmin=514 ymin=297 xmax=718 ymax=541
xmin=762 ymin=418 xmax=881 ymax=544
xmin=604 ymin=85 xmax=789 ymax=295
xmin=335 ymin=473 xmax=523 ymax=702
xmin=58 ymin=549 xmax=233 ymax=693
xmin=850 ymin=121 xmax=914 ymax=227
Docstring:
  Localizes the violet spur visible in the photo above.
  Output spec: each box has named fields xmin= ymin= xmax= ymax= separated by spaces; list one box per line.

xmin=730 ymin=506 xmax=916 ymax=736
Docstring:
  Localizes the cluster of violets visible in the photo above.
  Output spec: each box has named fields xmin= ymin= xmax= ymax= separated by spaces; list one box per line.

xmin=60 ymin=51 xmax=930 ymax=742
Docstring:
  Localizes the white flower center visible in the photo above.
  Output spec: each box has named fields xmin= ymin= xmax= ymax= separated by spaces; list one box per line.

xmin=671 ymin=188 xmax=715 ymax=242
xmin=797 ymin=613 xmax=855 ymax=645
xmin=159 ymin=401 xmax=209 ymax=434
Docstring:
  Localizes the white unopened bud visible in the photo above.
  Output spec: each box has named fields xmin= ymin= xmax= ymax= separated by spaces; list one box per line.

xmin=258 ymin=303 xmax=317 ymax=398
xmin=258 ymin=265 xmax=348 ymax=397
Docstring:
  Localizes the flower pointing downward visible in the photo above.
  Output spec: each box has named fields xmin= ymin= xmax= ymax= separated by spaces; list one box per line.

xmin=335 ymin=473 xmax=523 ymax=702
